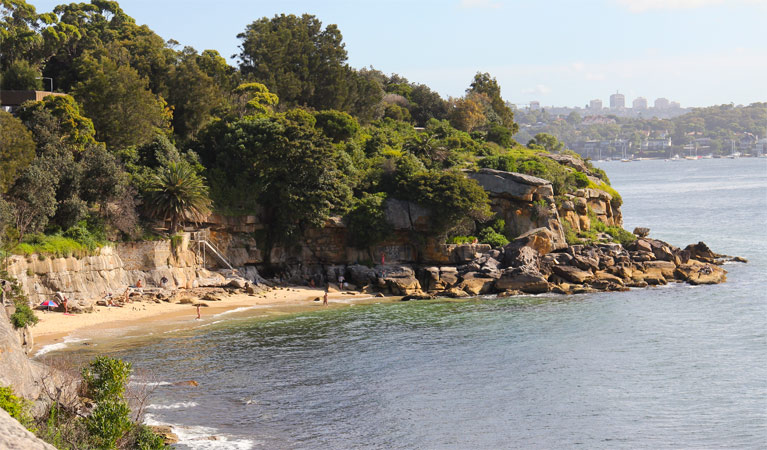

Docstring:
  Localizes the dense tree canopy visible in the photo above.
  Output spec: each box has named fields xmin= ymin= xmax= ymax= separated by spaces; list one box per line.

xmin=0 ymin=110 xmax=36 ymax=192
xmin=0 ymin=1 xmax=571 ymax=257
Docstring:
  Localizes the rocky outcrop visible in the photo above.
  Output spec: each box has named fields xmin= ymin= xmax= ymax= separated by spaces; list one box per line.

xmin=0 ymin=304 xmax=75 ymax=417
xmin=466 ymin=168 xmax=568 ymax=251
xmin=314 ymin=232 xmax=740 ymax=300
xmin=0 ymin=409 xmax=55 ymax=450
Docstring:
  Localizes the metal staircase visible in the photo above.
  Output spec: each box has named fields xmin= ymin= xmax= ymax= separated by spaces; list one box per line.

xmin=190 ymin=230 xmax=235 ymax=271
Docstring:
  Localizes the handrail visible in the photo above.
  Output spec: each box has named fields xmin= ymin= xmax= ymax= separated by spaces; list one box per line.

xmin=189 ymin=230 xmax=235 ymax=271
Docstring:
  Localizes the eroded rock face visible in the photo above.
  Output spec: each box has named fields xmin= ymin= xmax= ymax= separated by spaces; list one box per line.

xmin=0 ymin=307 xmax=77 ymax=417
xmin=0 ymin=409 xmax=55 ymax=449
xmin=466 ymin=168 xmax=552 ymax=201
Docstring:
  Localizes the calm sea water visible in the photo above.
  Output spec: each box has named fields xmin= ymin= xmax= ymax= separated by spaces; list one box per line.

xmin=56 ymin=158 xmax=767 ymax=449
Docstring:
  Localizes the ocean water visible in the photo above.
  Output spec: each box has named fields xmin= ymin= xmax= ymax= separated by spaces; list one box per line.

xmin=50 ymin=158 xmax=767 ymax=449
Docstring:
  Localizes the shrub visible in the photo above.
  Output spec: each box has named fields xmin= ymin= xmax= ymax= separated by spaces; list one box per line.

xmin=82 ymin=356 xmax=132 ymax=402
xmin=10 ymin=303 xmax=38 ymax=328
xmin=447 ymin=235 xmax=477 ymax=244
xmin=478 ymin=228 xmax=509 ymax=247
xmin=0 ymin=386 xmax=34 ymax=429
xmin=606 ymin=226 xmax=637 ymax=246
xmin=85 ymin=399 xmax=133 ymax=449
xmin=568 ymin=171 xmax=590 ymax=189
xmin=131 ymin=425 xmax=167 ymax=450
xmin=562 ymin=220 xmax=581 ymax=245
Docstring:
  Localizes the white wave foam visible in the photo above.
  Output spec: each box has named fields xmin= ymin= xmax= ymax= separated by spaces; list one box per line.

xmin=146 ymin=401 xmax=198 ymax=410
xmin=34 ymin=337 xmax=90 ymax=357
xmin=129 ymin=380 xmax=172 ymax=387
xmin=199 ymin=320 xmax=223 ymax=328
xmin=144 ymin=414 xmax=256 ymax=449
xmin=212 ymin=306 xmax=265 ymax=318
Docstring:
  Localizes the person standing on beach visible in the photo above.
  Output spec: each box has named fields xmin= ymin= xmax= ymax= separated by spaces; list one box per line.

xmin=196 ymin=304 xmax=201 ymax=319
xmin=323 ymin=290 xmax=328 ymax=306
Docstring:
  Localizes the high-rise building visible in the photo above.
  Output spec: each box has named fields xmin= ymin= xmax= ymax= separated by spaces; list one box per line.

xmin=669 ymin=101 xmax=681 ymax=109
xmin=633 ymin=97 xmax=648 ymax=110
xmin=589 ymin=99 xmax=603 ymax=111
xmin=610 ymin=92 xmax=625 ymax=109
xmin=654 ymin=98 xmax=670 ymax=109
xmin=529 ymin=101 xmax=540 ymax=111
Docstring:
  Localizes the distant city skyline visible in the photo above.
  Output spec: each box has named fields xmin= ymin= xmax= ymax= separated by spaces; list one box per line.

xmin=28 ymin=0 xmax=767 ymax=107
xmin=518 ymin=92 xmax=685 ymax=110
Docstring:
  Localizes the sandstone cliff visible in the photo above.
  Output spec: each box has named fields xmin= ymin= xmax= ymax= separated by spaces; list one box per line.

xmin=0 ymin=409 xmax=55 ymax=450
xmin=4 ymin=235 xmax=259 ymax=313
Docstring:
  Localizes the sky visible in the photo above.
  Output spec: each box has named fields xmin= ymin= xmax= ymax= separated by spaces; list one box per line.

xmin=29 ymin=0 xmax=767 ymax=108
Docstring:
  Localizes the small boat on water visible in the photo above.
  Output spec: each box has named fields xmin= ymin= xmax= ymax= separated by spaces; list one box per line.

xmin=670 ymin=154 xmax=682 ymax=161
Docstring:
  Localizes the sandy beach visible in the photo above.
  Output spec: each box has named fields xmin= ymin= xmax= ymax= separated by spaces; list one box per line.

xmin=30 ymin=286 xmax=389 ymax=356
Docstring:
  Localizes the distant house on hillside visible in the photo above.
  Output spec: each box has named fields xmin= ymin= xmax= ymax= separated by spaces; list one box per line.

xmin=643 ymin=138 xmax=672 ymax=151
xmin=0 ymin=90 xmax=66 ymax=113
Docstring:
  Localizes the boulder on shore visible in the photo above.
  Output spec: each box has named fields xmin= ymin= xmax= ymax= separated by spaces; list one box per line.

xmin=674 ymin=261 xmax=727 ymax=285
xmin=495 ymin=266 xmax=550 ymax=293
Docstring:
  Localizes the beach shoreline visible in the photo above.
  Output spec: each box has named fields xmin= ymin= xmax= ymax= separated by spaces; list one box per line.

xmin=30 ymin=286 xmax=391 ymax=356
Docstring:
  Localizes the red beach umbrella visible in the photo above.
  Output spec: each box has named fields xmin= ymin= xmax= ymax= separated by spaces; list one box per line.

xmin=39 ymin=300 xmax=59 ymax=311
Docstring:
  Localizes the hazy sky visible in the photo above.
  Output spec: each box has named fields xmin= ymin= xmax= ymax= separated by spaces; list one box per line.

xmin=30 ymin=0 xmax=767 ymax=108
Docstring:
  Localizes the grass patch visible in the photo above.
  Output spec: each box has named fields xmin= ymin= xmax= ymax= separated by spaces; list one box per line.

xmin=587 ymin=180 xmax=623 ymax=207
xmin=12 ymin=221 xmax=106 ymax=258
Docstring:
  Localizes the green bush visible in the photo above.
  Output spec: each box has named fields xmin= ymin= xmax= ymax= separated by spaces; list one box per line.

xmin=605 ymin=226 xmax=637 ymax=246
xmin=447 ymin=235 xmax=477 ymax=244
xmin=82 ymin=356 xmax=132 ymax=402
xmin=478 ymin=228 xmax=509 ymax=247
xmin=562 ymin=220 xmax=581 ymax=245
xmin=10 ymin=303 xmax=38 ymax=328
xmin=2 ymin=273 xmax=38 ymax=329
xmin=85 ymin=399 xmax=133 ymax=449
xmin=568 ymin=171 xmax=590 ymax=188
xmin=0 ymin=386 xmax=34 ymax=429
xmin=131 ymin=425 xmax=167 ymax=450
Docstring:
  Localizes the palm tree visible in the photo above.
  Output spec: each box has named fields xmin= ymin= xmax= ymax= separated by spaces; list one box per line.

xmin=144 ymin=162 xmax=212 ymax=233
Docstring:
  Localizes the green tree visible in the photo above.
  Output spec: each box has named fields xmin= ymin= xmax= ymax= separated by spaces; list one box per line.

xmin=401 ymin=170 xmax=492 ymax=234
xmin=143 ymin=161 xmax=212 ymax=233
xmin=80 ymin=145 xmax=127 ymax=214
xmin=237 ymin=14 xmax=350 ymax=110
xmin=16 ymin=94 xmax=97 ymax=152
xmin=233 ymin=82 xmax=278 ymax=116
xmin=528 ymin=132 xmax=564 ymax=153
xmin=314 ymin=109 xmax=360 ymax=142
xmin=467 ymin=72 xmax=517 ymax=132
xmin=73 ymin=55 xmax=171 ymax=150
xmin=346 ymin=193 xmax=391 ymax=248
xmin=165 ymin=47 xmax=223 ymax=141
xmin=408 ymin=83 xmax=448 ymax=126
xmin=196 ymin=112 xmax=353 ymax=241
xmin=0 ymin=110 xmax=36 ymax=193
xmin=7 ymin=163 xmax=57 ymax=240
xmin=0 ymin=59 xmax=41 ymax=90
